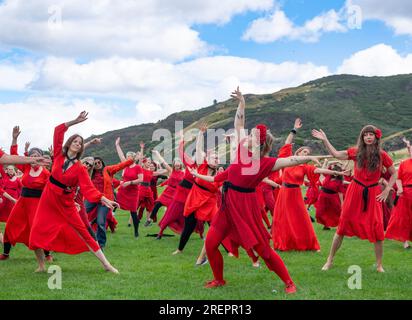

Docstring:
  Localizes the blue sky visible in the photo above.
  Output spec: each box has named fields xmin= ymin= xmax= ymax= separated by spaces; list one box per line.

xmin=0 ymin=0 xmax=412 ymax=147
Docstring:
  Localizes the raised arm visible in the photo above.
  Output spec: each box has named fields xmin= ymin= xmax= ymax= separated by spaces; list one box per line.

xmin=139 ymin=141 xmax=145 ymax=158
xmin=285 ymin=118 xmax=302 ymax=145
xmin=115 ymin=137 xmax=126 ymax=162
xmin=231 ymin=86 xmax=246 ymax=140
xmin=177 ymin=130 xmax=195 ymax=167
xmin=152 ymin=150 xmax=172 ymax=174
xmin=402 ymin=137 xmax=412 ymax=158
xmin=195 ymin=124 xmax=207 ymax=165
xmin=84 ymin=137 xmax=102 ymax=150
xmin=312 ymin=129 xmax=348 ymax=160
xmin=272 ymin=155 xmax=331 ymax=172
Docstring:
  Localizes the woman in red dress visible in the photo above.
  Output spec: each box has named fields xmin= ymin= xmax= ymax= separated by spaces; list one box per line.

xmin=0 ymin=126 xmax=51 ymax=261
xmin=190 ymin=88 xmax=329 ymax=293
xmin=173 ymin=124 xmax=221 ymax=260
xmin=0 ymin=164 xmax=22 ymax=223
xmin=145 ymin=151 xmax=184 ymax=226
xmin=314 ymin=164 xmax=346 ymax=230
xmin=312 ymin=126 xmax=396 ymax=272
xmin=29 ymin=112 xmax=119 ymax=273
xmin=385 ymin=137 xmax=412 ymax=249
xmin=272 ymin=120 xmax=341 ymax=252
xmin=156 ymin=131 xmax=204 ymax=240
xmin=115 ymin=137 xmax=144 ymax=237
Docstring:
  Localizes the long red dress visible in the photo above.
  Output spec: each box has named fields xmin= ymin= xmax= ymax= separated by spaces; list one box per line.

xmin=385 ymin=159 xmax=412 ymax=242
xmin=0 ymin=167 xmax=22 ymax=222
xmin=116 ymin=165 xmax=142 ymax=212
xmin=137 ymin=168 xmax=155 ymax=216
xmin=337 ymin=147 xmax=393 ymax=242
xmin=3 ymin=145 xmax=50 ymax=247
xmin=158 ymin=141 xmax=204 ymax=236
xmin=29 ymin=123 xmax=103 ymax=254
xmin=315 ymin=175 xmax=345 ymax=228
xmin=156 ymin=170 xmax=184 ymax=207
xmin=272 ymin=144 xmax=320 ymax=251
xmin=184 ymin=163 xmax=220 ymax=222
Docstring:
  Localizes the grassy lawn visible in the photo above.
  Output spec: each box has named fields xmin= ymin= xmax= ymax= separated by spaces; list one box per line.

xmin=0 ymin=205 xmax=411 ymax=300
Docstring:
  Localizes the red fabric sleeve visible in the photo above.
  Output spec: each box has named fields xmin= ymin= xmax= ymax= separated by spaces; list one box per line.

xmin=278 ymin=144 xmax=293 ymax=158
xmin=53 ymin=123 xmax=68 ymax=159
xmin=305 ymin=165 xmax=320 ymax=185
xmin=106 ymin=159 xmax=134 ymax=176
xmin=0 ymin=149 xmax=4 ymax=159
xmin=78 ymin=166 xmax=103 ymax=203
xmin=178 ymin=140 xmax=195 ymax=168
xmin=347 ymin=147 xmax=357 ymax=161
xmin=112 ymin=178 xmax=121 ymax=189
xmin=381 ymin=151 xmax=394 ymax=168
xmin=214 ymin=168 xmax=229 ymax=183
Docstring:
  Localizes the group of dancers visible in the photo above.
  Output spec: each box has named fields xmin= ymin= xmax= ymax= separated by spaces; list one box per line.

xmin=0 ymin=87 xmax=411 ymax=295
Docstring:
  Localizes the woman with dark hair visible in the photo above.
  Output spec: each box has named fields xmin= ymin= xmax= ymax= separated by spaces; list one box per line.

xmin=385 ymin=137 xmax=412 ymax=249
xmin=190 ymin=87 xmax=330 ymax=293
xmin=314 ymin=163 xmax=346 ymax=230
xmin=272 ymin=119 xmax=344 ymax=251
xmin=312 ymin=125 xmax=396 ymax=272
xmin=29 ymin=112 xmax=119 ymax=273
xmin=0 ymin=126 xmax=51 ymax=261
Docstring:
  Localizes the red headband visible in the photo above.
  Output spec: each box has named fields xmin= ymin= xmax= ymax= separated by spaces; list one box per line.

xmin=256 ymin=124 xmax=267 ymax=145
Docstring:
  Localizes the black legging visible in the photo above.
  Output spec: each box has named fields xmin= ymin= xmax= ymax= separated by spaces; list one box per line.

xmin=130 ymin=211 xmax=140 ymax=237
xmin=3 ymin=242 xmax=50 ymax=257
xmin=178 ymin=213 xmax=198 ymax=251
xmin=150 ymin=202 xmax=163 ymax=220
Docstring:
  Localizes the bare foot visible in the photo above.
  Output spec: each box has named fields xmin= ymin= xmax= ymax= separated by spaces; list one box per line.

xmin=376 ymin=265 xmax=385 ymax=273
xmin=0 ymin=232 xmax=3 ymax=244
xmin=104 ymin=264 xmax=119 ymax=274
xmin=172 ymin=250 xmax=182 ymax=255
xmin=228 ymin=253 xmax=234 ymax=257
xmin=321 ymin=261 xmax=333 ymax=271
xmin=34 ymin=266 xmax=46 ymax=273
xmin=403 ymin=242 xmax=410 ymax=249
xmin=252 ymin=261 xmax=260 ymax=268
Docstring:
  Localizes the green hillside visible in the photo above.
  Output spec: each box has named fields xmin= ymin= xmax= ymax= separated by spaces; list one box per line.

xmin=85 ymin=74 xmax=412 ymax=164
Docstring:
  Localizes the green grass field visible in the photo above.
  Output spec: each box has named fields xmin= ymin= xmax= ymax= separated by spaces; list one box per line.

xmin=0 ymin=205 xmax=411 ymax=300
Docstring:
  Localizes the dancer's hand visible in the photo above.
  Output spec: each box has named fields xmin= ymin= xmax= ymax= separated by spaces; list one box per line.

xmin=397 ymin=188 xmax=403 ymax=196
xmin=188 ymin=167 xmax=199 ymax=177
xmin=25 ymin=142 xmax=31 ymax=153
xmin=30 ymin=156 xmax=52 ymax=167
xmin=140 ymin=141 xmax=145 ymax=149
xmin=72 ymin=111 xmax=89 ymax=125
xmin=115 ymin=137 xmax=121 ymax=146
xmin=198 ymin=123 xmax=208 ymax=133
xmin=294 ymin=118 xmax=302 ymax=130
xmin=312 ymin=129 xmax=328 ymax=141
xmin=89 ymin=138 xmax=102 ymax=145
xmin=75 ymin=203 xmax=81 ymax=212
xmin=376 ymin=187 xmax=391 ymax=202
xmin=101 ymin=196 xmax=119 ymax=210
xmin=48 ymin=145 xmax=53 ymax=155
xmin=231 ymin=86 xmax=244 ymax=102
xmin=12 ymin=126 xmax=21 ymax=140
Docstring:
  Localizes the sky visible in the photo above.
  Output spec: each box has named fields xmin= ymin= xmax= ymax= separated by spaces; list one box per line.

xmin=1 ymin=0 xmax=412 ymax=148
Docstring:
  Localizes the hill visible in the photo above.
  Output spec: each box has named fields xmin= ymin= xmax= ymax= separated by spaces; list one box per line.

xmin=85 ymin=74 xmax=412 ymax=164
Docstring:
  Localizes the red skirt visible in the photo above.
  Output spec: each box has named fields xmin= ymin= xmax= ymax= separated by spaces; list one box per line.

xmin=315 ymin=191 xmax=341 ymax=228
xmin=29 ymin=184 xmax=100 ymax=254
xmin=304 ymin=185 xmax=319 ymax=206
xmin=184 ymin=188 xmax=218 ymax=222
xmin=337 ymin=182 xmax=384 ymax=243
xmin=385 ymin=194 xmax=412 ymax=242
xmin=157 ymin=186 xmax=177 ymax=207
xmin=137 ymin=187 xmax=154 ymax=212
xmin=211 ymin=189 xmax=271 ymax=257
xmin=4 ymin=196 xmax=40 ymax=247
xmin=0 ymin=198 xmax=15 ymax=223
xmin=263 ymin=188 xmax=276 ymax=214
xmin=116 ymin=185 xmax=139 ymax=212
xmin=158 ymin=199 xmax=204 ymax=235
xmin=272 ymin=187 xmax=320 ymax=251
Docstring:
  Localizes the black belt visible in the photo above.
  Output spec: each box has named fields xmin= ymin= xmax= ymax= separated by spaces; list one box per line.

xmin=282 ymin=183 xmax=300 ymax=188
xmin=194 ymin=181 xmax=214 ymax=193
xmin=394 ymin=185 xmax=412 ymax=206
xmin=321 ymin=187 xmax=337 ymax=195
xmin=403 ymin=185 xmax=412 ymax=188
xmin=221 ymin=181 xmax=255 ymax=209
xmin=140 ymin=182 xmax=151 ymax=187
xmin=21 ymin=187 xmax=43 ymax=198
xmin=179 ymin=179 xmax=193 ymax=190
xmin=353 ymin=178 xmax=379 ymax=212
xmin=49 ymin=176 xmax=73 ymax=194
xmin=150 ymin=182 xmax=157 ymax=187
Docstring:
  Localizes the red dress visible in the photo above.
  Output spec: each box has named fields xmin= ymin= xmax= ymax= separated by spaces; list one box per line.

xmin=156 ymin=170 xmax=184 ymax=207
xmin=158 ymin=141 xmax=204 ymax=236
xmin=151 ymin=175 xmax=159 ymax=202
xmin=137 ymin=168 xmax=154 ymax=213
xmin=184 ymin=163 xmax=220 ymax=222
xmin=4 ymin=145 xmax=50 ymax=247
xmin=210 ymin=140 xmax=277 ymax=257
xmin=386 ymin=159 xmax=412 ymax=242
xmin=261 ymin=171 xmax=278 ymax=215
xmin=0 ymin=168 xmax=22 ymax=223
xmin=29 ymin=124 xmax=103 ymax=254
xmin=337 ymin=147 xmax=393 ymax=242
xmin=272 ymin=144 xmax=320 ymax=251
xmin=116 ymin=165 xmax=142 ymax=212
xmin=315 ymin=175 xmax=345 ymax=228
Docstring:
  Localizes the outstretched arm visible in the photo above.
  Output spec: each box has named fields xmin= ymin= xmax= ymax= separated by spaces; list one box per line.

xmin=152 ymin=150 xmax=172 ymax=174
xmin=195 ymin=124 xmax=207 ymax=165
xmin=312 ymin=129 xmax=348 ymax=160
xmin=272 ymin=155 xmax=331 ymax=172
xmin=285 ymin=118 xmax=302 ymax=145
xmin=84 ymin=138 xmax=102 ymax=150
xmin=115 ymin=137 xmax=126 ymax=162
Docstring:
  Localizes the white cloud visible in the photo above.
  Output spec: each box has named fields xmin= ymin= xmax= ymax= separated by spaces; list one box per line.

xmin=337 ymin=43 xmax=412 ymax=76
xmin=0 ymin=61 xmax=37 ymax=90
xmin=349 ymin=0 xmax=412 ymax=36
xmin=0 ymin=0 xmax=275 ymax=62
xmin=243 ymin=9 xmax=347 ymax=43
